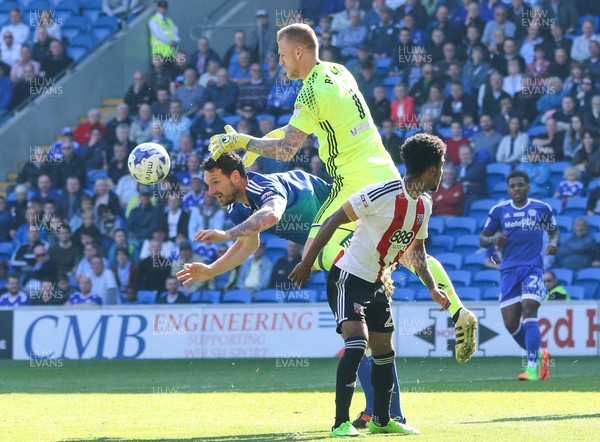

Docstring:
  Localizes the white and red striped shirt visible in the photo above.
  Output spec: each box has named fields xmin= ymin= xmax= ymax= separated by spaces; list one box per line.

xmin=334 ymin=178 xmax=432 ymax=282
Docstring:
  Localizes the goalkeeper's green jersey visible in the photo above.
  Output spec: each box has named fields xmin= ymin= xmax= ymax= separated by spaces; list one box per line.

xmin=288 ymin=61 xmax=397 ymax=179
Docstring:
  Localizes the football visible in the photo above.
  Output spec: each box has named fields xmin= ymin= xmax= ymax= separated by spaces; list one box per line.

xmin=128 ymin=142 xmax=171 ymax=184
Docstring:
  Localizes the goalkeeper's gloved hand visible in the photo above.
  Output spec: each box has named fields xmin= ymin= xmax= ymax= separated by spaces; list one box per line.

xmin=240 ymin=127 xmax=287 ymax=167
xmin=208 ymin=125 xmax=251 ymax=160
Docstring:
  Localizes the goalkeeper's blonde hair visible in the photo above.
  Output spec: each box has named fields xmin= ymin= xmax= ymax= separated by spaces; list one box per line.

xmin=277 ymin=23 xmax=318 ymax=52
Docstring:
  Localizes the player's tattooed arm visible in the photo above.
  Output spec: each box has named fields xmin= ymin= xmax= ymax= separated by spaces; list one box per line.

xmin=226 ymin=196 xmax=287 ymax=239
xmin=409 ymin=239 xmax=436 ymax=290
xmin=246 ymin=125 xmax=308 ymax=161
xmin=546 ymin=223 xmax=560 ymax=255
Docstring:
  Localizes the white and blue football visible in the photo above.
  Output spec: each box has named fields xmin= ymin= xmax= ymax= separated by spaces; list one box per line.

xmin=128 ymin=142 xmax=171 ymax=184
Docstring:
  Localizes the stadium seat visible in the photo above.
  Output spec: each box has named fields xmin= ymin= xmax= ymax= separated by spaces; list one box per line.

xmin=415 ymin=289 xmax=434 ymax=301
xmin=277 ymin=113 xmax=293 ymax=125
xmin=588 ymin=177 xmax=600 ymax=192
xmin=574 ymin=268 xmax=600 ymax=299
xmin=472 ymin=269 xmax=500 ymax=289
xmin=92 ymin=15 xmax=119 ymax=41
xmin=445 ymin=217 xmax=477 ymax=236
xmin=70 ymin=34 xmax=95 ymax=50
xmin=137 ymin=290 xmax=157 ymax=304
xmin=555 ymin=215 xmax=572 ymax=234
xmin=436 ymin=253 xmax=462 ymax=271
xmin=254 ymin=289 xmax=283 ymax=303
xmin=492 ymin=181 xmax=508 ymax=199
xmin=94 ymin=14 xmax=118 ymax=30
xmin=427 ymin=235 xmax=454 ymax=255
xmin=317 ymin=288 xmax=328 ymax=301
xmin=396 ymin=164 xmax=406 ymax=176
xmin=486 ymin=163 xmax=511 ymax=195
xmin=0 ymin=2 xmax=18 ymax=13
xmin=446 ymin=270 xmax=471 ymax=288
xmin=0 ymin=242 xmax=13 ymax=261
xmin=222 ymin=115 xmax=241 ymax=126
xmin=468 ymin=199 xmax=497 ymax=219
xmin=55 ymin=0 xmax=80 ymax=22
xmin=82 ymin=0 xmax=103 ymax=21
xmin=563 ymin=285 xmax=584 ymax=300
xmin=595 ymin=233 xmax=600 ymax=244
xmin=458 ymin=287 xmax=481 ymax=301
xmin=552 ymin=268 xmax=574 ymax=286
xmin=453 ymin=235 xmax=480 ymax=256
xmin=200 ymin=290 xmax=221 ymax=304
xmin=563 ymin=197 xmax=587 ymax=217
xmin=549 ymin=161 xmax=571 ymax=192
xmin=256 ymin=113 xmax=275 ymax=126
xmin=62 ymin=16 xmax=91 ymax=40
xmin=307 ymin=271 xmax=326 ymax=287
xmin=392 ymin=287 xmax=415 ymax=302
xmin=264 ymin=248 xmax=285 ymax=264
xmin=481 ymin=287 xmax=499 ymax=301
xmin=264 ymin=236 xmax=288 ymax=249
xmin=26 ymin=1 xmax=52 ymax=11
xmin=383 ymin=75 xmax=402 ymax=86
xmin=391 ymin=268 xmax=410 ymax=286
xmin=584 ymin=215 xmax=600 ymax=233
xmin=527 ymin=125 xmax=547 ymax=137
xmin=375 ymin=57 xmax=392 ymax=75
xmin=222 ymin=289 xmax=253 ymax=303
xmin=67 ymin=45 xmax=88 ymax=62
xmin=405 ymin=271 xmax=424 ymax=290
xmin=542 ymin=198 xmax=563 ymax=215
xmin=285 ymin=289 xmax=317 ymax=302
xmin=462 ymin=252 xmax=486 ymax=273
xmin=428 ymin=217 xmax=445 ymax=235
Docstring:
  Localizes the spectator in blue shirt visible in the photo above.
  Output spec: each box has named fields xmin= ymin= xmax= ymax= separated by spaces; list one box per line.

xmin=66 ymin=275 xmax=103 ymax=306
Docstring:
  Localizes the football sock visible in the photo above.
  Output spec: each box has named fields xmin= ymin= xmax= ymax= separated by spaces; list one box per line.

xmin=390 ymin=360 xmax=403 ymax=419
xmin=357 ymin=355 xmax=374 ymax=416
xmin=524 ymin=318 xmax=541 ymax=368
xmin=334 ymin=336 xmax=367 ymax=428
xmin=410 ymin=255 xmax=464 ymax=320
xmin=511 ymin=323 xmax=527 ymax=350
xmin=371 ymin=351 xmax=396 ymax=427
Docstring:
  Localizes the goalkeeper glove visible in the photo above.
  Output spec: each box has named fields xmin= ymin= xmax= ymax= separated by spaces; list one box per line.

xmin=208 ymin=125 xmax=251 ymax=160
xmin=241 ymin=127 xmax=287 ymax=167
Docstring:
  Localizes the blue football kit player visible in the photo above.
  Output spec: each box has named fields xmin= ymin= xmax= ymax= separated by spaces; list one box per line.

xmin=480 ymin=170 xmax=559 ymax=381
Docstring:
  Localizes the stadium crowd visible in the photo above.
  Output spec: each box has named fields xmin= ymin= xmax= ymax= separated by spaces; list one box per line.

xmin=2 ymin=0 xmax=600 ymax=306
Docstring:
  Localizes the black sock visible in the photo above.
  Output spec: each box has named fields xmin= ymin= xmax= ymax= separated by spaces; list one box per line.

xmin=334 ymin=336 xmax=367 ymax=428
xmin=451 ymin=307 xmax=462 ymax=325
xmin=371 ymin=351 xmax=396 ymax=427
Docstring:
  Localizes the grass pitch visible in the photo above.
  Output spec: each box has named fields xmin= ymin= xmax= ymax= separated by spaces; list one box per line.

xmin=1 ymin=357 xmax=599 ymax=441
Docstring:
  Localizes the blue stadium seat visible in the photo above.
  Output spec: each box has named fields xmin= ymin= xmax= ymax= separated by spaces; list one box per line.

xmin=67 ymin=45 xmax=87 ymax=62
xmin=137 ymin=290 xmax=157 ymax=304
xmin=588 ymin=177 xmax=600 ymax=192
xmin=453 ymin=234 xmax=480 ymax=256
xmin=487 ymin=163 xmax=511 ymax=195
xmin=472 ymin=269 xmax=500 ymax=289
xmin=405 ymin=271 xmax=424 ymax=290
xmin=584 ymin=215 xmax=600 ymax=233
xmin=468 ymin=199 xmax=497 ymax=219
xmin=481 ymin=287 xmax=498 ymax=301
xmin=563 ymin=197 xmax=587 ymax=217
xmin=55 ymin=0 xmax=80 ymax=22
xmin=555 ymin=215 xmax=572 ymax=234
xmin=462 ymin=252 xmax=486 ymax=273
xmin=256 ymin=113 xmax=275 ymax=126
xmin=62 ymin=16 xmax=90 ymax=40
xmin=552 ymin=268 xmax=574 ymax=286
xmin=492 ymin=181 xmax=508 ymax=199
xmin=222 ymin=115 xmax=241 ymax=126
xmin=436 ymin=253 xmax=462 ymax=270
xmin=200 ymin=290 xmax=221 ymax=304
xmin=307 ymin=271 xmax=326 ymax=287
xmin=595 ymin=233 xmax=600 ymax=244
xmin=285 ymin=289 xmax=317 ymax=302
xmin=446 ymin=217 xmax=477 ymax=236
xmin=70 ymin=34 xmax=95 ymax=49
xmin=428 ymin=217 xmax=445 ymax=235
xmin=392 ymin=287 xmax=415 ymax=302
xmin=396 ymin=164 xmax=406 ymax=176
xmin=94 ymin=14 xmax=118 ymax=30
xmin=189 ymin=291 xmax=202 ymax=303
xmin=542 ymin=198 xmax=563 ymax=215
xmin=458 ymin=287 xmax=481 ymax=301
xmin=575 ymin=268 xmax=600 ymax=299
xmin=446 ymin=270 xmax=471 ymax=288
xmin=375 ymin=57 xmax=392 ymax=75
xmin=264 ymin=248 xmax=285 ymax=264
xmin=415 ymin=289 xmax=434 ymax=301
xmin=427 ymin=235 xmax=454 ymax=254
xmin=391 ymin=268 xmax=409 ymax=286
xmin=254 ymin=289 xmax=284 ymax=303
xmin=527 ymin=125 xmax=547 ymax=137
xmin=277 ymin=113 xmax=293 ymax=125
xmin=265 ymin=236 xmax=288 ymax=249
xmin=222 ymin=289 xmax=253 ymax=303
xmin=383 ymin=75 xmax=402 ymax=86
xmin=563 ymin=285 xmax=584 ymax=300
xmin=0 ymin=242 xmax=14 ymax=260
xmin=0 ymin=2 xmax=19 ymax=13
xmin=91 ymin=15 xmax=119 ymax=42
xmin=26 ymin=1 xmax=52 ymax=10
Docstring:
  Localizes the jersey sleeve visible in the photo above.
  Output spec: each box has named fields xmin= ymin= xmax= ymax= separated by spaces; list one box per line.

xmin=247 ymin=174 xmax=288 ymax=207
xmin=541 ymin=203 xmax=557 ymax=232
xmin=416 ymin=196 xmax=432 ymax=240
xmin=287 ymin=80 xmax=322 ymax=135
xmin=227 ymin=204 xmax=251 ymax=226
xmin=483 ymin=206 xmax=501 ymax=234
xmin=349 ymin=180 xmax=399 ymax=219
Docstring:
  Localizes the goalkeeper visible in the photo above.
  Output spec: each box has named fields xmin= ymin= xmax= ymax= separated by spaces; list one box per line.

xmin=208 ymin=22 xmax=476 ymax=363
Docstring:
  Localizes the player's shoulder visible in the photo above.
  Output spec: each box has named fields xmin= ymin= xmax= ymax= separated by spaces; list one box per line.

xmin=528 ymin=198 xmax=553 ymax=212
xmin=363 ymin=179 xmax=403 ymax=201
xmin=489 ymin=199 xmax=512 ymax=214
xmin=246 ymin=171 xmax=276 ymax=195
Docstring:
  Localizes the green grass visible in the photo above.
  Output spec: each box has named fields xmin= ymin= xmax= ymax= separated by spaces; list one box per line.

xmin=1 ymin=357 xmax=599 ymax=441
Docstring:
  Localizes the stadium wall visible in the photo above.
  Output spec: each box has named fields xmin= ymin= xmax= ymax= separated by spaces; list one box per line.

xmin=6 ymin=302 xmax=600 ymax=360
xmin=0 ymin=8 xmax=153 ymax=182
